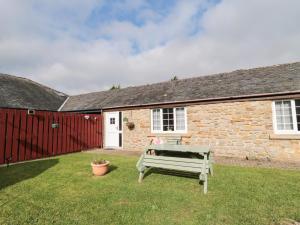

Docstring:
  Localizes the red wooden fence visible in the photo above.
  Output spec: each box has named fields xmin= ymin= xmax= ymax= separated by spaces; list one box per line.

xmin=0 ymin=109 xmax=102 ymax=165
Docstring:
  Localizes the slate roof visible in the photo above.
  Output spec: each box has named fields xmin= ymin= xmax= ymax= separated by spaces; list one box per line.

xmin=61 ymin=62 xmax=300 ymax=111
xmin=0 ymin=74 xmax=68 ymax=111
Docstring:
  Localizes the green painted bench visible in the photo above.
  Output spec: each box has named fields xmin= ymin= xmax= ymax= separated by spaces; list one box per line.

xmin=150 ymin=136 xmax=182 ymax=145
xmin=136 ymin=144 xmax=213 ymax=194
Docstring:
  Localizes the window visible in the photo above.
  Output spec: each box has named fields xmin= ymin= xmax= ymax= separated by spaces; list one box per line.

xmin=110 ymin=118 xmax=115 ymax=124
xmin=273 ymin=100 xmax=300 ymax=134
xmin=275 ymin=101 xmax=293 ymax=130
xmin=151 ymin=107 xmax=187 ymax=133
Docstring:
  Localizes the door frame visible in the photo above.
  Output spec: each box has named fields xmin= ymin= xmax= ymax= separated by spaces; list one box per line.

xmin=104 ymin=111 xmax=123 ymax=149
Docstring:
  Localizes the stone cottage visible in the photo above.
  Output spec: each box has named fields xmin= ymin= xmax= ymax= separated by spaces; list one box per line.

xmin=61 ymin=62 xmax=300 ymax=162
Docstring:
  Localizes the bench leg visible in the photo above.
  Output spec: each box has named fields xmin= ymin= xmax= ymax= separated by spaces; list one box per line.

xmin=138 ymin=171 xmax=144 ymax=183
xmin=209 ymin=165 xmax=214 ymax=176
xmin=203 ymin=174 xmax=208 ymax=194
xmin=200 ymin=173 xmax=208 ymax=194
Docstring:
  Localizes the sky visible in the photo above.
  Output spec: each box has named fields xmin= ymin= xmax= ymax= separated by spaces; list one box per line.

xmin=0 ymin=0 xmax=300 ymax=95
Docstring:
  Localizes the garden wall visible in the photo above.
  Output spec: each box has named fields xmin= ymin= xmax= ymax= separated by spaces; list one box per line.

xmin=0 ymin=108 xmax=102 ymax=165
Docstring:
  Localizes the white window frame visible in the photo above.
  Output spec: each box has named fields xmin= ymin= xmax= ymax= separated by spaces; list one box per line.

xmin=272 ymin=100 xmax=299 ymax=134
xmin=150 ymin=107 xmax=187 ymax=133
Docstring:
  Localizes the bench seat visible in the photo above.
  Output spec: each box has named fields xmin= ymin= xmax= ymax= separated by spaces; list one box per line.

xmin=143 ymin=155 xmax=209 ymax=173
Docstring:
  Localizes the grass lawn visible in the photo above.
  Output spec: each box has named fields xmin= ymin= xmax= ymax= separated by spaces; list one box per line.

xmin=0 ymin=152 xmax=299 ymax=225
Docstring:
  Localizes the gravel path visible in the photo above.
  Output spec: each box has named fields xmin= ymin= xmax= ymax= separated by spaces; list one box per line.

xmin=86 ymin=148 xmax=300 ymax=170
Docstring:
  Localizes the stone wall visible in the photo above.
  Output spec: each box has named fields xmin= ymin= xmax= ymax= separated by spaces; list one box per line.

xmin=122 ymin=109 xmax=151 ymax=151
xmin=120 ymin=100 xmax=300 ymax=162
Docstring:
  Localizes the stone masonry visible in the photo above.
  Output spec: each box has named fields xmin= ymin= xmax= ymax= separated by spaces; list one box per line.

xmin=120 ymin=100 xmax=300 ymax=162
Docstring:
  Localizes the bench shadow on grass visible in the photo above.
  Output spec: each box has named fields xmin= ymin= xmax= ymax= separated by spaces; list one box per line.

xmin=144 ymin=168 xmax=199 ymax=180
xmin=0 ymin=158 xmax=59 ymax=190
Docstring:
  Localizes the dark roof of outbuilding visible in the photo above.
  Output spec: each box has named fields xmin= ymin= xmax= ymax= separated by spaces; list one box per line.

xmin=0 ymin=74 xmax=68 ymax=111
xmin=62 ymin=62 xmax=300 ymax=111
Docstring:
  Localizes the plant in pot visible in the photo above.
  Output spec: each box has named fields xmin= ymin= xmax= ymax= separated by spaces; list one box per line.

xmin=126 ymin=122 xmax=135 ymax=130
xmin=91 ymin=159 xmax=110 ymax=176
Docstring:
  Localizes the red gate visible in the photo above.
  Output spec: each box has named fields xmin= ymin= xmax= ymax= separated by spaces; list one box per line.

xmin=0 ymin=109 xmax=103 ymax=165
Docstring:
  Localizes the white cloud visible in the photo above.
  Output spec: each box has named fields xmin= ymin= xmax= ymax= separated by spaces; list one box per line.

xmin=98 ymin=0 xmax=207 ymax=50
xmin=0 ymin=0 xmax=300 ymax=95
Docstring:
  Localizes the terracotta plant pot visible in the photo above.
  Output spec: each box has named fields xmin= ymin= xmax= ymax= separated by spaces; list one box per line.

xmin=91 ymin=161 xmax=110 ymax=176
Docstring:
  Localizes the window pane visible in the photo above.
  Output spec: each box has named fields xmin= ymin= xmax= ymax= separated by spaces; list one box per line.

xmin=162 ymin=108 xmax=174 ymax=131
xmin=163 ymin=108 xmax=172 ymax=114
xmin=152 ymin=109 xmax=161 ymax=131
xmin=283 ymin=101 xmax=291 ymax=108
xmin=285 ymin=123 xmax=293 ymax=130
xmin=163 ymin=126 xmax=174 ymax=131
xmin=276 ymin=108 xmax=282 ymax=115
xmin=283 ymin=107 xmax=292 ymax=115
xmin=275 ymin=101 xmax=282 ymax=113
xmin=283 ymin=116 xmax=293 ymax=124
xmin=176 ymin=108 xmax=185 ymax=130
xmin=277 ymin=124 xmax=284 ymax=130
xmin=276 ymin=116 xmax=283 ymax=124
xmin=110 ymin=118 xmax=115 ymax=124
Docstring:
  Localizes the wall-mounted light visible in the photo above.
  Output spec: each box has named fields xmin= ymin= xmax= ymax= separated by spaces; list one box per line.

xmin=52 ymin=123 xmax=59 ymax=128
xmin=27 ymin=109 xmax=35 ymax=115
xmin=84 ymin=115 xmax=90 ymax=120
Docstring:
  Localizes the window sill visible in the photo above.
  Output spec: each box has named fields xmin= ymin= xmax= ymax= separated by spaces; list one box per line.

xmin=269 ymin=134 xmax=300 ymax=140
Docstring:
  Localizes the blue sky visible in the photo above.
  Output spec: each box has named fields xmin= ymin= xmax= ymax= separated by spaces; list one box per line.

xmin=0 ymin=0 xmax=299 ymax=94
xmin=86 ymin=1 xmax=177 ymax=27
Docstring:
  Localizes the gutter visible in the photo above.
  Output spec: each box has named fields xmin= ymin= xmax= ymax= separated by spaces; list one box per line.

xmin=62 ymin=108 xmax=103 ymax=113
xmin=57 ymin=97 xmax=69 ymax=111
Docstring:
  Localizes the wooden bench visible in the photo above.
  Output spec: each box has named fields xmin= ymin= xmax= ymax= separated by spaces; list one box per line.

xmin=150 ymin=136 xmax=182 ymax=145
xmin=136 ymin=144 xmax=213 ymax=194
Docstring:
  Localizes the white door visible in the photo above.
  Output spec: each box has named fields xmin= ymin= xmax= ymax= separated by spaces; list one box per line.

xmin=105 ymin=112 xmax=122 ymax=148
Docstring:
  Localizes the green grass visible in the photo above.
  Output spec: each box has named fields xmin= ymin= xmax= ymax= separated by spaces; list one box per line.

xmin=0 ymin=152 xmax=299 ymax=225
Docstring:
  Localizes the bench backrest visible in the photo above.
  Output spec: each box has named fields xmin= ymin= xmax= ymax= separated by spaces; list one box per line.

xmin=147 ymin=144 xmax=210 ymax=154
xmin=166 ymin=136 xmax=182 ymax=145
